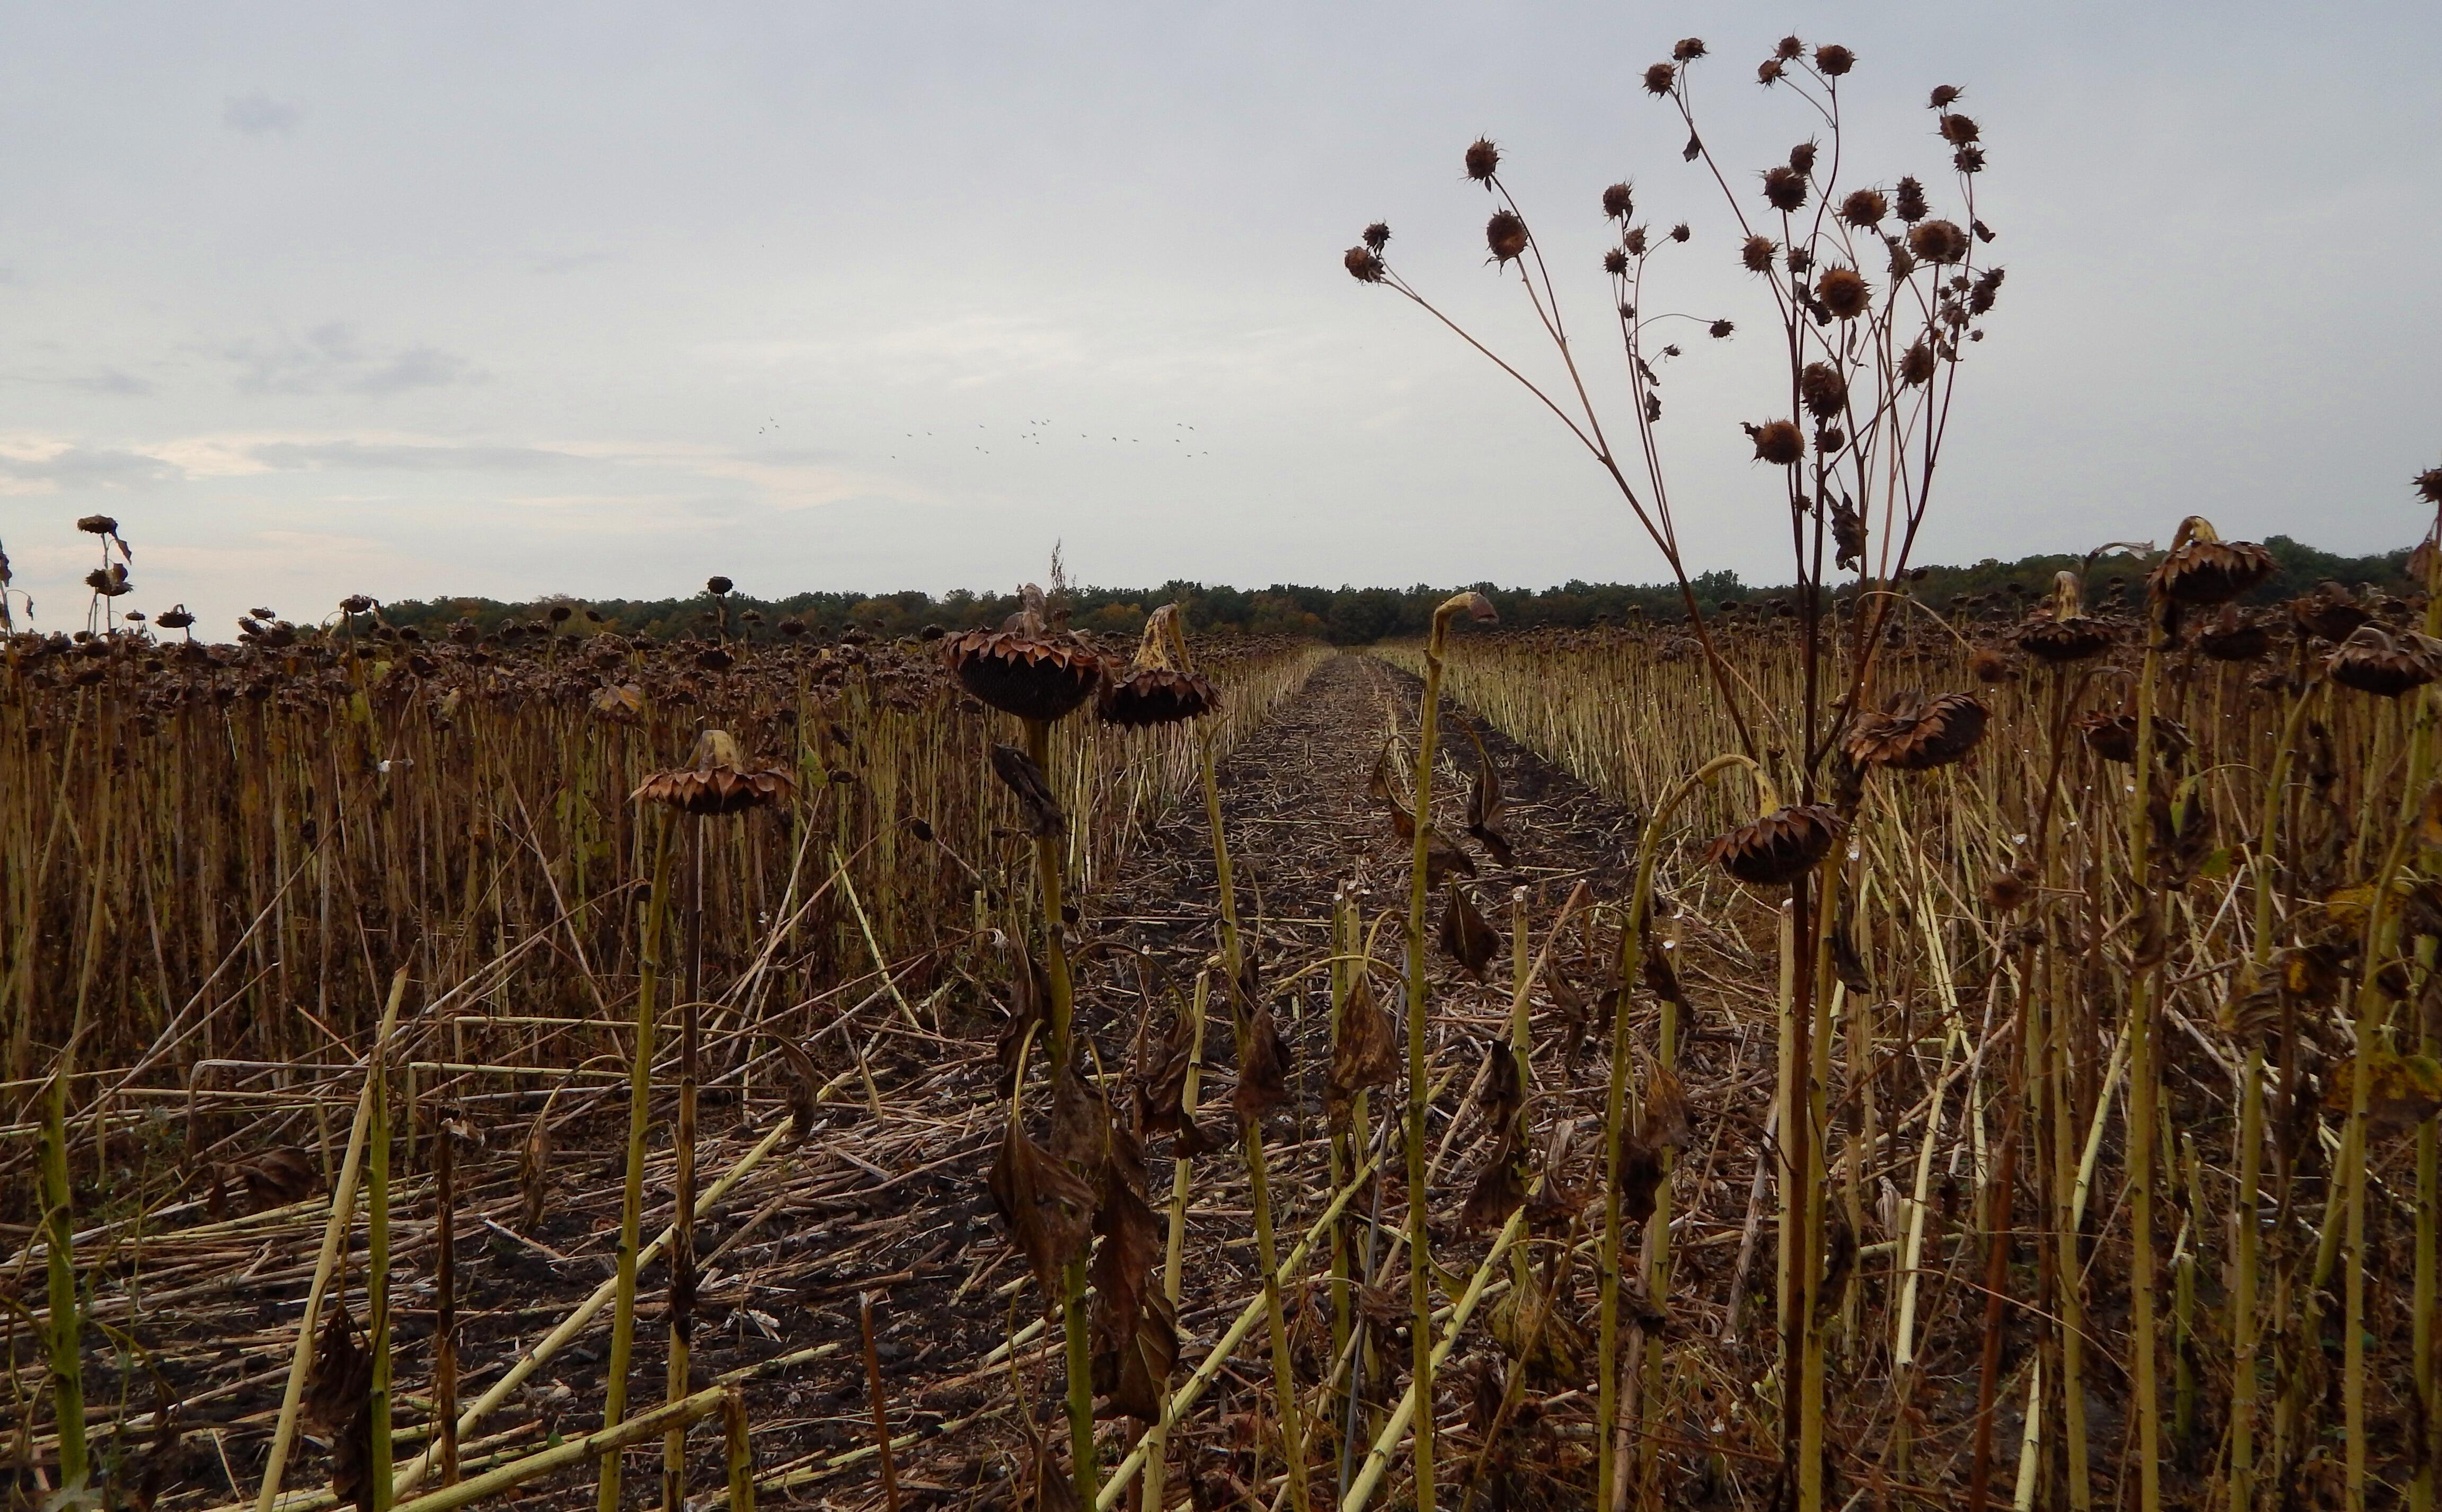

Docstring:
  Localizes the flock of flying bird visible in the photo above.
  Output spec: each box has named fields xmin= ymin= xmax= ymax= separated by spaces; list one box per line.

xmin=873 ymin=419 xmax=1213 ymax=460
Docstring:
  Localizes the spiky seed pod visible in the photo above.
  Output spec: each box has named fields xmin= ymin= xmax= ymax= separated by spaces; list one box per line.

xmin=1485 ymin=209 xmax=1528 ymax=263
xmin=940 ymin=597 xmax=1104 ymax=723
xmin=1908 ymin=219 xmax=1970 ymax=264
xmin=1938 ymin=113 xmax=1980 ymax=146
xmin=1761 ymin=165 xmax=1808 ymax=212
xmin=1603 ymin=249 xmax=1629 ymax=277
xmin=2328 ymin=626 xmax=2440 ymax=698
xmin=1844 ymin=691 xmax=1988 ymax=771
xmin=1969 ymin=646 xmax=2016 ymax=683
xmin=1800 ymin=362 xmax=1847 ymax=419
xmin=1709 ymin=319 xmax=1735 ymax=338
xmin=1344 ymin=246 xmax=1385 ymax=282
xmin=2076 ymin=710 xmax=2192 ymax=765
xmin=1602 ymin=183 xmax=1634 ymax=220
xmin=1775 ymin=34 xmax=1804 ymax=60
xmin=1741 ymin=234 xmax=1779 ymax=273
xmin=1672 ymin=37 xmax=1706 ymax=60
xmin=1362 ymin=222 xmax=1390 ymax=251
xmin=1930 ymin=84 xmax=1962 ymax=108
xmin=2416 ymin=466 xmax=2442 ymax=506
xmin=1707 ymin=804 xmax=1843 ymax=887
xmin=1815 ymin=43 xmax=1855 ymax=75
xmin=1788 ymin=142 xmax=1817 ymax=175
xmin=1900 ymin=339 xmax=1937 ymax=386
xmin=2195 ymin=604 xmax=2271 ymax=662
xmin=2148 ymin=517 xmax=2277 ymax=606
xmin=1749 ymin=420 xmax=1805 ymax=466
xmin=1894 ymin=176 xmax=1929 ymax=223
xmin=1757 ymin=58 xmax=1785 ymax=84
xmin=1642 ymin=62 xmax=1675 ymax=95
xmin=1968 ymin=267 xmax=2006 ymax=315
xmin=1954 ymin=145 xmax=1986 ymax=175
xmin=2292 ymin=583 xmax=2372 ymax=643
xmin=633 ymin=729 xmax=795 ymax=815
xmin=76 ymin=515 xmax=119 ymax=535
xmin=1668 ymin=222 xmax=1690 ymax=243
xmin=1464 ymin=138 xmax=1500 ymax=182
xmin=1839 ymin=188 xmax=1888 ymax=227
xmin=1816 ymin=266 xmax=1870 ymax=319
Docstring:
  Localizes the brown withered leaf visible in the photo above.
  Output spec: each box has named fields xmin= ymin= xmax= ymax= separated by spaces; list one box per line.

xmin=1459 ymin=1128 xmax=1532 ymax=1232
xmin=1089 ymin=1122 xmax=1176 ymax=1420
xmin=1635 ymin=1064 xmax=1691 ymax=1150
xmin=1642 ymin=942 xmax=1689 ymax=1012
xmin=207 ymin=1146 xmax=319 ymax=1218
xmin=1174 ymin=1108 xmax=1224 ymax=1157
xmin=304 ymin=1304 xmax=375 ymax=1511
xmin=1813 ymin=1210 xmax=1857 ymax=1329
xmin=1424 ymin=826 xmax=1477 ymax=885
xmin=1545 ymin=968 xmax=1591 ymax=1065
xmin=1476 ymin=1040 xmax=1526 ymax=1134
xmin=1617 ymin=1134 xmax=1668 ymax=1227
xmin=995 ymin=936 xmax=1053 ymax=1097
xmin=986 ymin=1115 xmax=1098 ymax=1316
xmin=1830 ymin=913 xmax=1872 ymax=995
xmin=2127 ymin=900 xmax=2167 ymax=970
xmin=2419 ymin=782 xmax=2442 ymax=849
xmin=2340 ymin=1047 xmax=2442 ymax=1135
xmin=990 ymin=742 xmax=1067 ymax=838
xmin=1462 ymin=724 xmax=1515 ymax=866
xmin=1437 ymin=881 xmax=1500 ymax=980
xmin=1325 ymin=966 xmax=1400 ymax=1131
xmin=764 ymin=1032 xmax=824 ymax=1136
xmin=2222 ymin=986 xmax=2282 ymax=1048
xmin=1232 ymin=1004 xmax=1293 ymax=1123
xmin=1048 ymin=1065 xmax=1114 ymax=1175
xmin=1136 ymin=997 xmax=1196 ymax=1140
xmin=1367 ymin=740 xmax=1401 ymax=809
xmin=516 ymin=1111 xmax=552 ymax=1233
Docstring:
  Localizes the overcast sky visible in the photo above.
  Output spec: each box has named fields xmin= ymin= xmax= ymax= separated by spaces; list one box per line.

xmin=2 ymin=2 xmax=2436 ymax=635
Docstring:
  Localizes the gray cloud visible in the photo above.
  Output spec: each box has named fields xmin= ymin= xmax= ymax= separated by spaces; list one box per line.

xmin=0 ymin=447 xmax=179 ymax=487
xmin=250 ymin=439 xmax=572 ymax=472
xmin=224 ymin=324 xmax=477 ymax=396
xmin=222 ymin=94 xmax=300 ymax=136
xmin=76 ymin=369 xmax=154 ymax=397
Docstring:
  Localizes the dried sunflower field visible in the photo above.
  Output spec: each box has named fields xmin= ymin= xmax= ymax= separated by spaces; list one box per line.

xmin=8 ymin=30 xmax=2442 ymax=1512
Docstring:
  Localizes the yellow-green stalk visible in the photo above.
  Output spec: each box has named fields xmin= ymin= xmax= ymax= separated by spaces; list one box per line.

xmin=1023 ymin=712 xmax=1096 ymax=1502
xmin=601 ymin=811 xmax=675 ymax=1512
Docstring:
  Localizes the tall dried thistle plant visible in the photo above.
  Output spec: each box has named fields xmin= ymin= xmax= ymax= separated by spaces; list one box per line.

xmin=1346 ymin=34 xmax=2006 ymax=1512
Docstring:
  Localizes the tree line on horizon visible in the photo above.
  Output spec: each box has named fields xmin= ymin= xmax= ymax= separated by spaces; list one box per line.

xmin=370 ymin=534 xmax=2415 ymax=647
